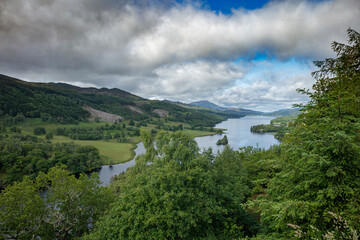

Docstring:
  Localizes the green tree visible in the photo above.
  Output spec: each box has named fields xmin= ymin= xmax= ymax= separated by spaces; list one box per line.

xmin=45 ymin=132 xmax=53 ymax=139
xmin=0 ymin=165 xmax=114 ymax=240
xmin=33 ymin=127 xmax=46 ymax=135
xmin=84 ymin=131 xmax=258 ymax=239
xmin=128 ymin=119 xmax=135 ymax=126
xmin=253 ymin=29 xmax=360 ymax=236
xmin=0 ymin=178 xmax=46 ymax=240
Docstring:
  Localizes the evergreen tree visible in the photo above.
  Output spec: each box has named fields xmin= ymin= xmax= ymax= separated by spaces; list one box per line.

xmin=254 ymin=29 xmax=360 ymax=235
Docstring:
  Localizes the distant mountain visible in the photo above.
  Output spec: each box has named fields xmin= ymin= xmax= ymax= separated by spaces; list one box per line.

xmin=190 ymin=101 xmax=227 ymax=111
xmin=226 ymin=108 xmax=263 ymax=116
xmin=264 ymin=108 xmax=301 ymax=117
xmin=189 ymin=100 xmax=262 ymax=116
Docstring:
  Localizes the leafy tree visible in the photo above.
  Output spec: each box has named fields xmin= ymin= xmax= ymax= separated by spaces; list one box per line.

xmin=84 ymin=131 xmax=259 ymax=239
xmin=0 ymin=166 xmax=114 ymax=240
xmin=0 ymin=135 xmax=102 ymax=188
xmin=33 ymin=126 xmax=46 ymax=135
xmin=45 ymin=132 xmax=53 ymax=139
xmin=0 ymin=178 xmax=46 ymax=240
xmin=253 ymin=29 xmax=360 ymax=235
xmin=128 ymin=119 xmax=135 ymax=126
xmin=216 ymin=135 xmax=228 ymax=145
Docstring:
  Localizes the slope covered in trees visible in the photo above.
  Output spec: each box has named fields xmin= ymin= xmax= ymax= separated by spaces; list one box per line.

xmin=0 ymin=74 xmax=229 ymax=127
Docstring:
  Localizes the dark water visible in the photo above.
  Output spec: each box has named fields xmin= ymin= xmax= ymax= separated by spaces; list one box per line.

xmin=196 ymin=115 xmax=279 ymax=152
xmin=97 ymin=116 xmax=279 ymax=186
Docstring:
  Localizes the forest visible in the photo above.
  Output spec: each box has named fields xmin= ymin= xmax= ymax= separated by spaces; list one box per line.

xmin=0 ymin=75 xmax=230 ymax=127
xmin=0 ymin=29 xmax=359 ymax=239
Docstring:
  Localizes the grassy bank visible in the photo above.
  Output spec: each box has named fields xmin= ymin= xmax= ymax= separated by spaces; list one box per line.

xmin=52 ymin=136 xmax=137 ymax=165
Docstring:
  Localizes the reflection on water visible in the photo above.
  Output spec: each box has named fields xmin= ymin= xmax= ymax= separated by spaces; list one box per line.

xmin=97 ymin=116 xmax=279 ymax=186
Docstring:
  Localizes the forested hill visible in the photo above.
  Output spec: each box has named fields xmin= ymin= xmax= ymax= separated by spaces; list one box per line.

xmin=0 ymin=74 xmax=231 ymax=127
xmin=189 ymin=100 xmax=262 ymax=115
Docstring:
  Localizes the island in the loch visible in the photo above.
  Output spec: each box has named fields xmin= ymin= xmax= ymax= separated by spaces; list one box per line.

xmin=216 ymin=135 xmax=228 ymax=145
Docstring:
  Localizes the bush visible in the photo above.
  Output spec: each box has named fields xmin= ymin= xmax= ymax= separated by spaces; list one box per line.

xmin=33 ymin=127 xmax=46 ymax=135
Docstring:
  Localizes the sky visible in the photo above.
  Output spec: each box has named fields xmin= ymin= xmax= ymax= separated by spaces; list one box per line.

xmin=1 ymin=0 xmax=360 ymax=112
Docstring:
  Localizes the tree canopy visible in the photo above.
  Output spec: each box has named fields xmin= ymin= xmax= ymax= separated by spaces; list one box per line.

xmin=251 ymin=29 xmax=360 ymax=237
xmin=0 ymin=166 xmax=113 ymax=240
xmin=84 ymin=131 xmax=259 ymax=239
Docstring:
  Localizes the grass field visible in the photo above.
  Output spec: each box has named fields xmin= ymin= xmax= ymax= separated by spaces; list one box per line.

xmin=52 ymin=136 xmax=136 ymax=165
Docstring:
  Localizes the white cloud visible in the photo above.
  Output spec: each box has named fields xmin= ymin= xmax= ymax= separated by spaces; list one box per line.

xmin=0 ymin=0 xmax=359 ymax=110
xmin=213 ymin=60 xmax=315 ymax=112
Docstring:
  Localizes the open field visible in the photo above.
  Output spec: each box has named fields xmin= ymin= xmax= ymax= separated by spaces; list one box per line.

xmin=52 ymin=136 xmax=136 ymax=165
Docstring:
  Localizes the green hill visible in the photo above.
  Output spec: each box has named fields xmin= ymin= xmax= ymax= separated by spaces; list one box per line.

xmin=0 ymin=74 xmax=226 ymax=127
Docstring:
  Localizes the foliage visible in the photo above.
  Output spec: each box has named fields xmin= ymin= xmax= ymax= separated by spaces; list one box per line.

xmin=0 ymin=178 xmax=46 ymax=240
xmin=0 ymin=166 xmax=113 ymax=240
xmin=0 ymin=74 xmax=229 ymax=127
xmin=216 ymin=135 xmax=228 ymax=145
xmin=84 ymin=131 xmax=259 ymax=239
xmin=250 ymin=124 xmax=282 ymax=133
xmin=251 ymin=29 xmax=360 ymax=236
xmin=288 ymin=212 xmax=359 ymax=240
xmin=0 ymin=134 xmax=101 ymax=188
xmin=33 ymin=126 xmax=46 ymax=135
xmin=251 ymin=116 xmax=296 ymax=141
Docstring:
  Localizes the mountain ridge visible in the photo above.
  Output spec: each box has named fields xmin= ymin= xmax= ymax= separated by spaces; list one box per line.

xmin=0 ymin=74 xmax=227 ymax=127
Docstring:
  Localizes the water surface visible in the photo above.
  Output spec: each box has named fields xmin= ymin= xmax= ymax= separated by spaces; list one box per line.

xmin=97 ymin=142 xmax=145 ymax=186
xmin=196 ymin=116 xmax=279 ymax=152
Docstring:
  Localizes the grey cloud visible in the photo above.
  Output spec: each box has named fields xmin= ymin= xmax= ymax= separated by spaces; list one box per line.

xmin=213 ymin=68 xmax=314 ymax=112
xmin=0 ymin=0 xmax=359 ymax=110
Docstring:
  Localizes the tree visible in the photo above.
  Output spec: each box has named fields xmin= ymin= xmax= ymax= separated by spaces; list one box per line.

xmin=253 ymin=29 xmax=360 ymax=235
xmin=0 ymin=178 xmax=46 ymax=240
xmin=33 ymin=127 xmax=46 ymax=135
xmin=216 ymin=135 xmax=228 ymax=145
xmin=84 ymin=131 xmax=259 ymax=239
xmin=129 ymin=119 xmax=135 ymax=126
xmin=0 ymin=165 xmax=114 ymax=239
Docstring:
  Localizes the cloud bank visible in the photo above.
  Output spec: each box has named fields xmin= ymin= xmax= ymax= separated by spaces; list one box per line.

xmin=1 ymin=0 xmax=359 ymax=111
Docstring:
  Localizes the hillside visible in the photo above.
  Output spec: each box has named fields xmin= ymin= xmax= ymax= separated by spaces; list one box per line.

xmin=190 ymin=100 xmax=227 ymax=111
xmin=189 ymin=100 xmax=262 ymax=115
xmin=263 ymin=108 xmax=301 ymax=117
xmin=0 ymin=74 xmax=226 ymax=127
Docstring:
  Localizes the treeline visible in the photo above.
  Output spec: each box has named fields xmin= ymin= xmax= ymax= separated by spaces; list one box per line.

xmin=0 ymin=78 xmax=89 ymax=124
xmin=250 ymin=124 xmax=282 ymax=133
xmin=250 ymin=115 xmax=296 ymax=140
xmin=0 ymin=134 xmax=102 ymax=188
xmin=0 ymin=166 xmax=113 ymax=239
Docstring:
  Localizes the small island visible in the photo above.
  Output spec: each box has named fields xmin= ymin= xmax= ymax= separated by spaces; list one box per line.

xmin=216 ymin=135 xmax=228 ymax=145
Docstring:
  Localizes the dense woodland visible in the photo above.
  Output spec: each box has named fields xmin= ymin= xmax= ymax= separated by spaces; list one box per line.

xmin=0 ymin=134 xmax=102 ymax=189
xmin=0 ymin=75 xmax=232 ymax=127
xmin=250 ymin=116 xmax=296 ymax=140
xmin=0 ymin=29 xmax=359 ymax=239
